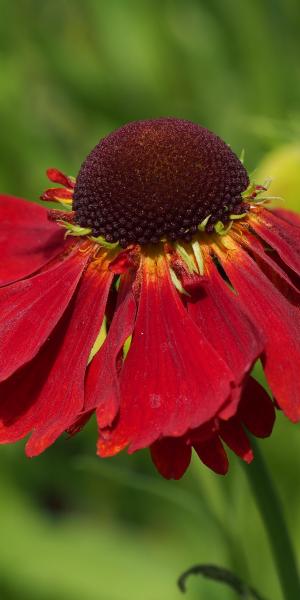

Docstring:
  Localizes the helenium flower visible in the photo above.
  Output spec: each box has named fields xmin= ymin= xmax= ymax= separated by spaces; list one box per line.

xmin=1 ymin=118 xmax=299 ymax=479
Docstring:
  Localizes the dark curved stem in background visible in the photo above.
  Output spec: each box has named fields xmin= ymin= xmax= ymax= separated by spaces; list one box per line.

xmin=177 ymin=563 xmax=267 ymax=599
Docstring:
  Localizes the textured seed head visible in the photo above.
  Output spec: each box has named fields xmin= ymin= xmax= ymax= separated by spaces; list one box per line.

xmin=73 ymin=118 xmax=249 ymax=247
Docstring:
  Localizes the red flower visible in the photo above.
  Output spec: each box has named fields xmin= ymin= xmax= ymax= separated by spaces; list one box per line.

xmin=1 ymin=118 xmax=299 ymax=479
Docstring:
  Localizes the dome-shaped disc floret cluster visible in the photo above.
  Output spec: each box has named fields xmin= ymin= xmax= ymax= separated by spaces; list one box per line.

xmin=73 ymin=118 xmax=249 ymax=247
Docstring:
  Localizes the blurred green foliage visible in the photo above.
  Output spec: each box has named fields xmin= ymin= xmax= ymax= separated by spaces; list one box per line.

xmin=0 ymin=1 xmax=300 ymax=599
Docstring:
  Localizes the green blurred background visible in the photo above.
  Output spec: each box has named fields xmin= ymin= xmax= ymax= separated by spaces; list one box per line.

xmin=0 ymin=1 xmax=300 ymax=599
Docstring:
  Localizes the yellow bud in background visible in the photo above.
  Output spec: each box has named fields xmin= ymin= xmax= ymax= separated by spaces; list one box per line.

xmin=255 ymin=145 xmax=300 ymax=214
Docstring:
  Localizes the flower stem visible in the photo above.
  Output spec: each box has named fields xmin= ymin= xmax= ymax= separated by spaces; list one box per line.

xmin=242 ymin=439 xmax=300 ymax=600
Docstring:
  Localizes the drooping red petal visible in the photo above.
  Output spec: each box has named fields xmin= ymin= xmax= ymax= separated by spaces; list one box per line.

xmin=234 ymin=229 xmax=300 ymax=302
xmin=219 ymin=418 xmax=253 ymax=463
xmin=150 ymin=437 xmax=192 ymax=480
xmin=238 ymin=377 xmax=275 ymax=438
xmin=0 ymin=313 xmax=69 ymax=444
xmin=188 ymin=252 xmax=263 ymax=384
xmin=194 ymin=437 xmax=229 ymax=475
xmin=25 ymin=258 xmax=114 ymax=456
xmin=84 ymin=273 xmax=136 ymax=428
xmin=98 ymin=254 xmax=234 ymax=456
xmin=216 ymin=242 xmax=300 ymax=422
xmin=250 ymin=208 xmax=300 ymax=276
xmin=0 ymin=247 xmax=90 ymax=382
xmin=0 ymin=195 xmax=65 ymax=286
xmin=273 ymin=208 xmax=300 ymax=227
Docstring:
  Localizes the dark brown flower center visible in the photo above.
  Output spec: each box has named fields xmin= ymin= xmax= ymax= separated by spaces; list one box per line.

xmin=73 ymin=118 xmax=249 ymax=247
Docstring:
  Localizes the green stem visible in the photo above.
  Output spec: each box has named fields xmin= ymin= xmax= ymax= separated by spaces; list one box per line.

xmin=242 ymin=439 xmax=300 ymax=600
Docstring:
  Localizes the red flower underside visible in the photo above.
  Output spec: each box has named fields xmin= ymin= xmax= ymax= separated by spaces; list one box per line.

xmin=0 ymin=195 xmax=65 ymax=286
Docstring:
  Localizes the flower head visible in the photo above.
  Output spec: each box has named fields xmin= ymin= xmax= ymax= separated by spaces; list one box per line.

xmin=1 ymin=117 xmax=300 ymax=479
xmin=73 ymin=119 xmax=249 ymax=245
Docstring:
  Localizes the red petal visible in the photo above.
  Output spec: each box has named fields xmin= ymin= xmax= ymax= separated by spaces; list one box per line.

xmin=235 ymin=229 xmax=300 ymax=302
xmin=67 ymin=410 xmax=93 ymax=436
xmin=220 ymin=418 xmax=253 ymax=463
xmin=188 ymin=253 xmax=263 ymax=384
xmin=217 ymin=243 xmax=300 ymax=422
xmin=98 ymin=254 xmax=233 ymax=456
xmin=109 ymin=251 xmax=137 ymax=274
xmin=0 ymin=247 xmax=89 ymax=382
xmin=273 ymin=209 xmax=300 ymax=227
xmin=150 ymin=437 xmax=192 ymax=479
xmin=0 ymin=195 xmax=65 ymax=286
xmin=41 ymin=188 xmax=73 ymax=201
xmin=239 ymin=377 xmax=275 ymax=438
xmin=46 ymin=168 xmax=75 ymax=189
xmin=0 ymin=314 xmax=69 ymax=444
xmin=219 ymin=386 xmax=243 ymax=420
xmin=194 ymin=437 xmax=229 ymax=475
xmin=25 ymin=259 xmax=113 ymax=456
xmin=250 ymin=208 xmax=300 ymax=276
xmin=85 ymin=273 xmax=136 ymax=427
